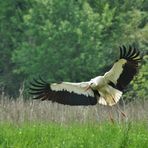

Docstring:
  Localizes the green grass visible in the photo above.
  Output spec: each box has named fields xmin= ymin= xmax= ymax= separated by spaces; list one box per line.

xmin=0 ymin=122 xmax=148 ymax=148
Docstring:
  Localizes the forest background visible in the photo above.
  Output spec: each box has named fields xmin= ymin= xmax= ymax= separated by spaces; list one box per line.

xmin=0 ymin=0 xmax=147 ymax=100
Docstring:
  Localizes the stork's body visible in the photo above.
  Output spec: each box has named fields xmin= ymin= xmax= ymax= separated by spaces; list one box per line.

xmin=85 ymin=75 xmax=122 ymax=106
xmin=29 ymin=46 xmax=141 ymax=109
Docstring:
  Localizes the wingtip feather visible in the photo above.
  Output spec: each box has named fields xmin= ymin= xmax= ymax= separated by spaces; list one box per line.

xmin=119 ymin=45 xmax=141 ymax=62
xmin=122 ymin=45 xmax=127 ymax=57
xmin=29 ymin=77 xmax=49 ymax=100
xmin=119 ymin=46 xmax=123 ymax=58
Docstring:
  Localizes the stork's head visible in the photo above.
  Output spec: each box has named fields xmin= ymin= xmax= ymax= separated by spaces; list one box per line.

xmin=85 ymin=77 xmax=101 ymax=91
xmin=89 ymin=81 xmax=97 ymax=88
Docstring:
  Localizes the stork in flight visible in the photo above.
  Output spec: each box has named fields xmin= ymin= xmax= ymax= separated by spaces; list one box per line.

xmin=29 ymin=45 xmax=141 ymax=120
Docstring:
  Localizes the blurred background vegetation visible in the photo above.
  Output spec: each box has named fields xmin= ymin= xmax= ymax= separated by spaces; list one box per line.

xmin=0 ymin=0 xmax=147 ymax=100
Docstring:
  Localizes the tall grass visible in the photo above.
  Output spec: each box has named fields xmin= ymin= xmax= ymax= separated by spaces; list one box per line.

xmin=0 ymin=95 xmax=148 ymax=124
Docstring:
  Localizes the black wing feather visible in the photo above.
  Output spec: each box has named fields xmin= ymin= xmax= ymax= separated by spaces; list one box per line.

xmin=122 ymin=45 xmax=127 ymax=57
xmin=126 ymin=45 xmax=132 ymax=56
xmin=119 ymin=46 xmax=123 ymax=58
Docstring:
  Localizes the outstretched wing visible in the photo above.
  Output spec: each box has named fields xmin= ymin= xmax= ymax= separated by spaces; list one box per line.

xmin=29 ymin=77 xmax=98 ymax=105
xmin=104 ymin=45 xmax=141 ymax=91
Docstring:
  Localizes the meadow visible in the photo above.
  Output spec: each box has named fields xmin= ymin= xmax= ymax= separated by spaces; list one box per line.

xmin=0 ymin=95 xmax=148 ymax=148
xmin=1 ymin=122 xmax=148 ymax=148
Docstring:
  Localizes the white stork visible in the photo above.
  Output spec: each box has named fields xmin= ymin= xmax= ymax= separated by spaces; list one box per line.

xmin=29 ymin=45 xmax=141 ymax=118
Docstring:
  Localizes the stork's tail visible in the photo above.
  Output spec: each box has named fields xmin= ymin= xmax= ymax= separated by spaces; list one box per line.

xmin=98 ymin=85 xmax=122 ymax=106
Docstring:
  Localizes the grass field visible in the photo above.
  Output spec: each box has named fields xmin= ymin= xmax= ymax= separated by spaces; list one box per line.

xmin=0 ymin=97 xmax=148 ymax=148
xmin=1 ymin=122 xmax=148 ymax=148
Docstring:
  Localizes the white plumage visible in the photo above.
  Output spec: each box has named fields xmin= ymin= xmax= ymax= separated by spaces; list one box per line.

xmin=104 ymin=59 xmax=127 ymax=84
xmin=29 ymin=45 xmax=141 ymax=106
xmin=51 ymin=82 xmax=94 ymax=97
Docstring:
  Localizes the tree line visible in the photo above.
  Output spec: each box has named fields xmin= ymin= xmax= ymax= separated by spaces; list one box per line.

xmin=0 ymin=0 xmax=147 ymax=100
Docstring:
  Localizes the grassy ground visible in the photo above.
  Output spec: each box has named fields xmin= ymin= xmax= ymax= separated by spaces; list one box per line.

xmin=0 ymin=98 xmax=148 ymax=148
xmin=0 ymin=122 xmax=148 ymax=148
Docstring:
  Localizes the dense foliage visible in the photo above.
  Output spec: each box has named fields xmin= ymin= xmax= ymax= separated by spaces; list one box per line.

xmin=0 ymin=0 xmax=147 ymax=99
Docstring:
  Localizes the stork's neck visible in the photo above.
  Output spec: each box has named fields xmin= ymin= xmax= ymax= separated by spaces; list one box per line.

xmin=91 ymin=76 xmax=105 ymax=89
